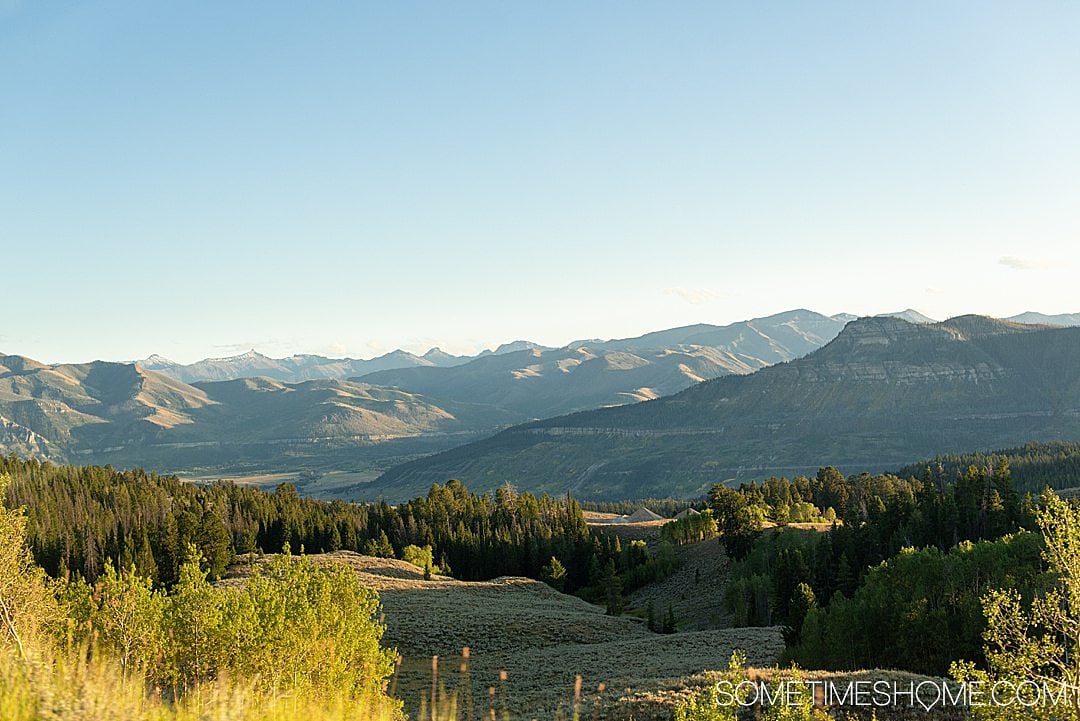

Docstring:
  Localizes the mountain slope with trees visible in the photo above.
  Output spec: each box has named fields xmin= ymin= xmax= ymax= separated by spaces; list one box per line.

xmin=370 ymin=316 xmax=1080 ymax=500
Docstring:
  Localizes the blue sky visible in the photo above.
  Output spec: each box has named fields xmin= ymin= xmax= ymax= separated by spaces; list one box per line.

xmin=2 ymin=2 xmax=1078 ymax=363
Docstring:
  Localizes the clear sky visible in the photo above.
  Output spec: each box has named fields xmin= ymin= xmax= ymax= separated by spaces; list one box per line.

xmin=2 ymin=2 xmax=1078 ymax=364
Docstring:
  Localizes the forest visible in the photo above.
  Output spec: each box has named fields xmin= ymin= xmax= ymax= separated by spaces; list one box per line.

xmin=0 ymin=455 xmax=670 ymax=611
xmin=711 ymin=461 xmax=1051 ymax=675
xmin=3 ymin=448 xmax=1074 ymax=683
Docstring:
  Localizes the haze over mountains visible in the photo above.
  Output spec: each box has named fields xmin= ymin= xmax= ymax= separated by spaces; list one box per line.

xmin=359 ymin=309 xmax=846 ymax=418
xmin=0 ymin=310 xmax=848 ymax=476
xmin=369 ymin=315 xmax=1080 ymax=501
xmin=136 ymin=311 xmax=848 ymax=386
xmin=0 ymin=354 xmax=519 ymax=474
xmin=2 ymin=309 xmax=1079 ymax=497
xmin=136 ymin=344 xmax=536 ymax=384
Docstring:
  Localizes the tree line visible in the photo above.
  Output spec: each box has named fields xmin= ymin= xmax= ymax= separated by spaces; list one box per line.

xmin=0 ymin=455 xmax=674 ymax=614
xmin=708 ymin=462 xmax=1050 ymax=675
xmin=1 ymin=472 xmax=400 ymax=718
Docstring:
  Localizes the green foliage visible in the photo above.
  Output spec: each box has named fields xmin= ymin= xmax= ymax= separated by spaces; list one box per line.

xmin=76 ymin=545 xmax=396 ymax=700
xmin=724 ymin=572 xmax=772 ymax=627
xmin=661 ymin=509 xmax=718 ymax=545
xmin=0 ymin=474 xmax=59 ymax=657
xmin=708 ymin=485 xmax=761 ymax=560
xmin=579 ymin=498 xmax=698 ymax=517
xmin=401 ymin=543 xmax=436 ymax=572
xmin=723 ymin=528 xmax=820 ymax=628
xmin=365 ymin=531 xmax=395 ymax=558
xmin=600 ymin=559 xmax=623 ymax=616
xmin=0 ymin=458 xmax=598 ymax=591
xmin=952 ymin=491 xmax=1080 ymax=721
xmin=897 ymin=441 xmax=1080 ymax=494
xmin=672 ymin=651 xmax=746 ymax=721
xmin=541 ymin=555 xmax=567 ymax=592
xmin=789 ymin=532 xmax=1046 ymax=675
xmin=662 ymin=603 xmax=677 ymax=634
xmin=2 ymin=470 xmax=401 ymax=719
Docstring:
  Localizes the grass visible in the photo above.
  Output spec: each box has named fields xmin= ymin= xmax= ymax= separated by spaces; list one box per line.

xmin=0 ymin=642 xmax=402 ymax=721
xmin=222 ymin=551 xmax=787 ymax=720
xmin=6 ymin=545 xmax=975 ymax=721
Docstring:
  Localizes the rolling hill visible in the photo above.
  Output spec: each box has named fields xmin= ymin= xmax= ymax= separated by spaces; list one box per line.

xmin=367 ymin=316 xmax=1080 ymax=501
xmin=0 ymin=354 xmax=514 ymax=474
xmin=1005 ymin=311 xmax=1080 ymax=327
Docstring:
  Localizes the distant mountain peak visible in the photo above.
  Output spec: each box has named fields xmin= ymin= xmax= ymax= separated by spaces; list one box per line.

xmin=143 ymin=353 xmax=176 ymax=364
xmin=879 ymin=309 xmax=938 ymax=324
xmin=1006 ymin=311 xmax=1080 ymax=327
xmin=493 ymin=340 xmax=549 ymax=355
xmin=937 ymin=314 xmax=1041 ymax=339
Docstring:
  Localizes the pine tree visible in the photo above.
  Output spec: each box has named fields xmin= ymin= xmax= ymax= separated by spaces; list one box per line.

xmin=601 ymin=559 xmax=623 ymax=616
xmin=663 ymin=603 xmax=676 ymax=634
xmin=542 ymin=556 xmax=567 ymax=592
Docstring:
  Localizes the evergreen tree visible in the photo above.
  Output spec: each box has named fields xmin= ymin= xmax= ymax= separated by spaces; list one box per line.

xmin=662 ymin=603 xmax=676 ymax=634
xmin=600 ymin=559 xmax=623 ymax=616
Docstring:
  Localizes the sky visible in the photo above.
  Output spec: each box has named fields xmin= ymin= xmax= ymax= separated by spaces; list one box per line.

xmin=2 ymin=2 xmax=1078 ymax=364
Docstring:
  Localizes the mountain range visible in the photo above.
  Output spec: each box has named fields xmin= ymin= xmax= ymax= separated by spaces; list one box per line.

xmin=4 ymin=309 xmax=1079 ymax=495
xmin=0 ymin=354 xmax=519 ymax=474
xmin=367 ymin=315 xmax=1080 ymax=501
xmin=136 ymin=344 xmax=540 ymax=384
xmin=133 ymin=309 xmax=1055 ymax=389
xmin=0 ymin=309 xmax=849 ymax=476
xmin=358 ymin=309 xmax=847 ymax=419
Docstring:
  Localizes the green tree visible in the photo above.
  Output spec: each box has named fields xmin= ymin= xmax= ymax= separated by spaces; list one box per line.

xmin=401 ymin=544 xmax=435 ymax=571
xmin=0 ymin=474 xmax=58 ymax=658
xmin=542 ymin=556 xmax=568 ymax=592
xmin=365 ymin=531 xmax=395 ymax=558
xmin=91 ymin=564 xmax=166 ymax=673
xmin=708 ymin=485 xmax=761 ymax=560
xmin=953 ymin=491 xmax=1080 ymax=720
xmin=165 ymin=545 xmax=226 ymax=688
xmin=784 ymin=582 xmax=816 ymax=644
xmin=662 ymin=603 xmax=676 ymax=634
xmin=600 ymin=559 xmax=623 ymax=616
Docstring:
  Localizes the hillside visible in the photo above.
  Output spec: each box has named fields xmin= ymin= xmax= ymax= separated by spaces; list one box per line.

xmin=0 ymin=355 xmax=513 ymax=475
xmin=222 ymin=551 xmax=785 ymax=720
xmin=359 ymin=310 xmax=847 ymax=420
xmin=895 ymin=440 xmax=1080 ymax=492
xmin=368 ymin=316 xmax=1080 ymax=500
xmin=1 ymin=311 xmax=846 ymax=477
xmin=1005 ymin=311 xmax=1080 ymax=327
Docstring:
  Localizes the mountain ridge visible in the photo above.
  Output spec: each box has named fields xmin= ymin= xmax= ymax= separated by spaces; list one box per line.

xmin=366 ymin=315 xmax=1080 ymax=501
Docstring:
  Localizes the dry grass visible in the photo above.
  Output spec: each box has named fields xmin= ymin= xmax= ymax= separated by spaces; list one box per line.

xmin=225 ymin=552 xmax=785 ymax=720
xmin=620 ymin=668 xmax=973 ymax=721
xmin=627 ymin=539 xmax=732 ymax=630
xmin=585 ymin=517 xmax=669 ymax=544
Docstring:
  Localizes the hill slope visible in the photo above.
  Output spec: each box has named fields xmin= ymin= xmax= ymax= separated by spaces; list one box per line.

xmin=224 ymin=551 xmax=784 ymax=720
xmin=368 ymin=316 xmax=1080 ymax=500
xmin=0 ymin=354 xmax=513 ymax=473
xmin=1006 ymin=311 xmax=1080 ymax=327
